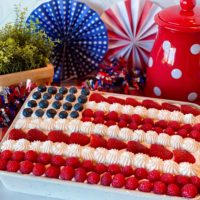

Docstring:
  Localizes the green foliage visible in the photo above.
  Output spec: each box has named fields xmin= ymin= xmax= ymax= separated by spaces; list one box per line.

xmin=0 ymin=6 xmax=54 ymax=75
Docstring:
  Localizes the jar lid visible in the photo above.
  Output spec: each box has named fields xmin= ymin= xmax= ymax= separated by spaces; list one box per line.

xmin=155 ymin=0 xmax=200 ymax=32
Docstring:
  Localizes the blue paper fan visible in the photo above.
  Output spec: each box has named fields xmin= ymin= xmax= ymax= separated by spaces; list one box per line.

xmin=27 ymin=0 xmax=108 ymax=81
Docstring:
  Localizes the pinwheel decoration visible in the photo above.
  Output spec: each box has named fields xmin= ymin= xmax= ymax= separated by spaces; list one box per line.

xmin=101 ymin=0 xmax=162 ymax=71
xmin=27 ymin=0 xmax=108 ymax=81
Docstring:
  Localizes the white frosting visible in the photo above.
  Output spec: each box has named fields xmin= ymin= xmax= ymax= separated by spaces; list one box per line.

xmin=65 ymin=144 xmax=81 ymax=157
xmin=97 ymin=102 xmax=110 ymax=112
xmin=80 ymin=122 xmax=94 ymax=134
xmin=122 ymin=105 xmax=134 ymax=115
xmin=1 ymin=140 xmax=16 ymax=151
xmin=13 ymin=139 xmax=30 ymax=151
xmin=119 ymin=151 xmax=134 ymax=166
xmin=147 ymin=108 xmax=159 ymax=118
xmin=170 ymin=135 xmax=183 ymax=149
xmin=30 ymin=141 xmax=42 ymax=152
xmin=158 ymin=110 xmax=171 ymax=121
xmin=109 ymin=103 xmax=122 ymax=113
xmin=27 ymin=119 xmax=41 ymax=129
xmin=107 ymin=125 xmax=120 ymax=138
xmin=134 ymin=106 xmax=147 ymax=117
xmin=145 ymin=131 xmax=158 ymax=144
xmin=106 ymin=149 xmax=119 ymax=164
xmin=68 ymin=119 xmax=82 ymax=133
xmin=170 ymin=111 xmax=184 ymax=123
xmin=55 ymin=119 xmax=68 ymax=131
xmin=131 ymin=130 xmax=145 ymax=142
xmin=179 ymin=162 xmax=200 ymax=176
xmin=93 ymin=124 xmax=107 ymax=136
xmin=40 ymin=141 xmax=54 ymax=154
xmin=146 ymin=157 xmax=163 ymax=171
xmin=93 ymin=148 xmax=108 ymax=163
xmin=134 ymin=153 xmax=148 ymax=168
xmin=163 ymin=160 xmax=179 ymax=174
xmin=182 ymin=138 xmax=198 ymax=153
xmin=157 ymin=133 xmax=170 ymax=146
xmin=118 ymin=128 xmax=132 ymax=141
xmin=86 ymin=101 xmax=96 ymax=110
xmin=183 ymin=114 xmax=195 ymax=124
xmin=81 ymin=146 xmax=94 ymax=160
xmin=40 ymin=119 xmax=55 ymax=131
xmin=14 ymin=118 xmax=30 ymax=129
xmin=52 ymin=142 xmax=67 ymax=155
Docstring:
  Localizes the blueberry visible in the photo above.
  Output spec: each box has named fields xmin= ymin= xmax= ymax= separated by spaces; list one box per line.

xmin=78 ymin=95 xmax=87 ymax=104
xmin=27 ymin=100 xmax=37 ymax=108
xmin=74 ymin=103 xmax=83 ymax=111
xmin=63 ymin=102 xmax=72 ymax=111
xmin=69 ymin=86 xmax=77 ymax=94
xmin=59 ymin=111 xmax=68 ymax=119
xmin=39 ymin=100 xmax=49 ymax=108
xmin=81 ymin=87 xmax=90 ymax=96
xmin=52 ymin=101 xmax=62 ymax=109
xmin=35 ymin=109 xmax=44 ymax=117
xmin=59 ymin=87 xmax=68 ymax=94
xmin=48 ymin=86 xmax=57 ymax=94
xmin=70 ymin=111 xmax=79 ymax=118
xmin=23 ymin=108 xmax=33 ymax=117
xmin=46 ymin=109 xmax=57 ymax=118
xmin=32 ymin=91 xmax=41 ymax=100
xmin=66 ymin=94 xmax=76 ymax=102
xmin=55 ymin=93 xmax=63 ymax=100
xmin=38 ymin=85 xmax=47 ymax=92
xmin=43 ymin=93 xmax=52 ymax=100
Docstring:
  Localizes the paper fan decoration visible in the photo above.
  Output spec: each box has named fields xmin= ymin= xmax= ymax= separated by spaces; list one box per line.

xmin=101 ymin=0 xmax=162 ymax=71
xmin=27 ymin=0 xmax=108 ymax=80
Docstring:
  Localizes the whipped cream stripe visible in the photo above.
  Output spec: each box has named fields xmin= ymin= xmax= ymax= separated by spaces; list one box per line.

xmin=1 ymin=139 xmax=200 ymax=177
xmin=86 ymin=101 xmax=200 ymax=124
xmin=14 ymin=118 xmax=200 ymax=154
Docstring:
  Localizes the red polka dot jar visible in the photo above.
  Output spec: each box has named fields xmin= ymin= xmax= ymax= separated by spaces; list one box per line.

xmin=145 ymin=0 xmax=200 ymax=103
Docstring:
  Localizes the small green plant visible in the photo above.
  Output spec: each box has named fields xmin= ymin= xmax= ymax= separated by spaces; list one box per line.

xmin=0 ymin=6 xmax=54 ymax=75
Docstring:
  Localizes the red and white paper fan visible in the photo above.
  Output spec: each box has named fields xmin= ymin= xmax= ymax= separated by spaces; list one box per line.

xmin=101 ymin=0 xmax=162 ymax=71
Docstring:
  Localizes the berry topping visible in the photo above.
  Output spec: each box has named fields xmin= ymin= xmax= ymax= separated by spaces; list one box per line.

xmin=81 ymin=160 xmax=94 ymax=171
xmin=190 ymin=130 xmax=200 ymax=141
xmin=59 ymin=87 xmax=68 ymax=94
xmin=74 ymin=103 xmax=83 ymax=111
xmin=45 ymin=165 xmax=60 ymax=178
xmin=138 ymin=180 xmax=153 ymax=192
xmin=125 ymin=177 xmax=138 ymax=190
xmin=23 ymin=108 xmax=33 ymax=117
xmin=142 ymin=100 xmax=161 ymax=109
xmin=43 ymin=92 xmax=52 ymax=100
xmin=66 ymin=94 xmax=76 ymax=102
xmin=78 ymin=95 xmax=87 ymax=104
xmin=75 ymin=168 xmax=87 ymax=182
xmin=47 ymin=130 xmax=69 ymax=143
xmin=60 ymin=166 xmax=75 ymax=180
xmin=153 ymin=181 xmax=167 ymax=194
xmin=125 ymin=98 xmax=140 ymax=107
xmin=181 ymin=105 xmax=200 ymax=116
xmin=108 ymin=164 xmax=121 ymax=175
xmin=33 ymin=163 xmax=45 ymax=176
xmin=190 ymin=176 xmax=200 ymax=188
xmin=51 ymin=155 xmax=65 ymax=166
xmin=27 ymin=129 xmax=47 ymax=142
xmin=127 ymin=141 xmax=149 ymax=155
xmin=37 ymin=153 xmax=51 ymax=164
xmin=118 ymin=120 xmax=128 ymax=128
xmin=70 ymin=111 xmax=79 ymax=118
xmin=35 ymin=109 xmax=44 ymax=117
xmin=173 ymin=149 xmax=195 ymax=163
xmin=69 ymin=86 xmax=78 ymax=94
xmin=121 ymin=166 xmax=134 ymax=177
xmin=90 ymin=134 xmax=107 ymax=148
xmin=20 ymin=160 xmax=34 ymax=174
xmin=46 ymin=109 xmax=57 ymax=118
xmin=25 ymin=150 xmax=38 ymax=162
xmin=37 ymin=85 xmax=47 ymax=92
xmin=107 ymin=96 xmax=125 ymax=105
xmin=0 ymin=159 xmax=7 ymax=170
xmin=12 ymin=151 xmax=25 ymax=162
xmin=63 ymin=102 xmax=72 ymax=111
xmin=112 ymin=173 xmax=125 ymax=188
xmin=87 ymin=172 xmax=100 ymax=184
xmin=167 ymin=183 xmax=181 ymax=196
xmin=66 ymin=157 xmax=80 ymax=168
xmin=82 ymin=109 xmax=93 ymax=118
xmin=1 ymin=150 xmax=12 ymax=160
xmin=181 ymin=184 xmax=198 ymax=198
xmin=81 ymin=87 xmax=90 ymax=96
xmin=107 ymin=138 xmax=127 ymax=150
xmin=55 ymin=93 xmax=63 ymax=100
xmin=6 ymin=160 xmax=20 ymax=172
xmin=94 ymin=163 xmax=107 ymax=174
xmin=52 ymin=101 xmax=62 ymax=109
xmin=32 ymin=91 xmax=41 ymax=100
xmin=93 ymin=116 xmax=104 ymax=124
xmin=162 ymin=102 xmax=180 ymax=111
xmin=89 ymin=93 xmax=106 ymax=103
xmin=135 ymin=168 xmax=148 ymax=179
xmin=161 ymin=173 xmax=175 ymax=184
xmin=39 ymin=99 xmax=49 ymax=108
xmin=27 ymin=100 xmax=37 ymax=108
xmin=48 ymin=86 xmax=57 ymax=94
xmin=147 ymin=170 xmax=161 ymax=182
xmin=8 ymin=129 xmax=26 ymax=140
xmin=101 ymin=172 xmax=112 ymax=186
xmin=69 ymin=132 xmax=90 ymax=146
xmin=58 ymin=111 xmax=68 ymax=119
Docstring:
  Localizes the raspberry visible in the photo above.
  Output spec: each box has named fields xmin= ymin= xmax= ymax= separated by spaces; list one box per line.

xmin=112 ymin=173 xmax=125 ymax=188
xmin=167 ymin=183 xmax=181 ymax=196
xmin=106 ymin=111 xmax=119 ymax=122
xmin=152 ymin=127 xmax=163 ymax=134
xmin=142 ymin=118 xmax=154 ymax=125
xmin=125 ymin=177 xmax=138 ymax=190
xmin=81 ymin=117 xmax=92 ymax=122
xmin=161 ymin=173 xmax=175 ymax=184
xmin=107 ymin=138 xmax=127 ymax=150
xmin=6 ymin=160 xmax=20 ymax=172
xmin=142 ymin=100 xmax=161 ymax=109
xmin=190 ymin=176 xmax=200 ymax=188
xmin=121 ymin=166 xmax=134 ymax=177
xmin=155 ymin=120 xmax=168 ymax=129
xmin=181 ymin=184 xmax=198 ymax=198
xmin=81 ymin=160 xmax=94 ymax=171
xmin=178 ymin=129 xmax=188 ymax=138
xmin=25 ymin=150 xmax=38 ymax=162
xmin=118 ymin=120 xmax=128 ymax=128
xmin=193 ymin=123 xmax=200 ymax=131
xmin=94 ymin=163 xmax=107 ymax=174
xmin=138 ymin=180 xmax=153 ymax=192
xmin=1 ymin=150 xmax=12 ymax=160
xmin=27 ymin=129 xmax=47 ymax=142
xmin=60 ymin=166 xmax=75 ymax=180
xmin=108 ymin=164 xmax=121 ymax=175
xmin=190 ymin=130 xmax=200 ymax=141
xmin=168 ymin=121 xmax=180 ymax=131
xmin=45 ymin=165 xmax=60 ymax=178
xmin=8 ymin=129 xmax=26 ymax=140
xmin=105 ymin=120 xmax=116 ymax=127
xmin=107 ymin=96 xmax=125 ymax=105
xmin=69 ymin=132 xmax=90 ymax=146
xmin=176 ymin=175 xmax=189 ymax=186
xmin=147 ymin=170 xmax=160 ymax=182
xmin=75 ymin=168 xmax=87 ymax=182
xmin=181 ymin=105 xmax=200 ymax=116
xmin=93 ymin=117 xmax=104 ymax=124
xmin=87 ymin=172 xmax=100 ymax=184
xmin=140 ymin=123 xmax=153 ymax=132
xmin=153 ymin=181 xmax=167 ymax=194
xmin=127 ymin=141 xmax=149 ymax=154
xmin=119 ymin=114 xmax=131 ymax=123
xmin=66 ymin=157 xmax=80 ymax=168
xmin=0 ymin=159 xmax=7 ymax=170
xmin=94 ymin=111 xmax=105 ymax=118
xmin=135 ymin=168 xmax=148 ymax=179
xmin=126 ymin=98 xmax=140 ymax=107
xmin=164 ymin=127 xmax=175 ymax=136
xmin=32 ymin=163 xmax=45 ymax=176
xmin=128 ymin=122 xmax=138 ymax=130
xmin=47 ymin=130 xmax=69 ymax=143
xmin=131 ymin=114 xmax=142 ymax=125
xmin=12 ymin=151 xmax=25 ymax=162
xmin=51 ymin=155 xmax=65 ymax=166
xmin=20 ymin=160 xmax=34 ymax=174
xmin=37 ymin=153 xmax=51 ymax=164
xmin=101 ymin=172 xmax=112 ymax=186
xmin=162 ymin=103 xmax=180 ymax=112
xmin=89 ymin=93 xmax=106 ymax=103
xmin=181 ymin=124 xmax=192 ymax=132
xmin=90 ymin=134 xmax=107 ymax=148
xmin=82 ymin=109 xmax=93 ymax=118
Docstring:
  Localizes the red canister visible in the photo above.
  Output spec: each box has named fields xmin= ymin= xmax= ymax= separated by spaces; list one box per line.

xmin=145 ymin=0 xmax=200 ymax=103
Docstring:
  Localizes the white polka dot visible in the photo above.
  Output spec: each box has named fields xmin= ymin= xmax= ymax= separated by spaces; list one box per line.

xmin=148 ymin=57 xmax=153 ymax=67
xmin=190 ymin=44 xmax=200 ymax=55
xmin=171 ymin=69 xmax=182 ymax=79
xmin=162 ymin=41 xmax=171 ymax=51
xmin=188 ymin=92 xmax=198 ymax=101
xmin=153 ymin=87 xmax=162 ymax=97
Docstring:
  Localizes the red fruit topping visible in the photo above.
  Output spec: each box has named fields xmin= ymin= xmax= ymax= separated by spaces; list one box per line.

xmin=8 ymin=129 xmax=26 ymax=140
xmin=181 ymin=124 xmax=192 ymax=132
xmin=119 ymin=114 xmax=131 ymax=123
xmin=107 ymin=96 xmax=125 ymax=105
xmin=131 ymin=114 xmax=142 ymax=125
xmin=12 ymin=151 xmax=25 ymax=162
xmin=81 ymin=160 xmax=94 ymax=171
xmin=118 ymin=120 xmax=128 ymax=128
xmin=94 ymin=111 xmax=104 ymax=118
xmin=138 ymin=180 xmax=153 ymax=192
xmin=90 ymin=134 xmax=107 ymax=148
xmin=135 ymin=168 xmax=148 ymax=179
xmin=37 ymin=153 xmax=51 ymax=164
xmin=176 ymin=175 xmax=189 ymax=186
xmin=181 ymin=105 xmax=200 ymax=116
xmin=66 ymin=157 xmax=80 ymax=168
xmin=45 ymin=165 xmax=60 ymax=178
xmin=168 ymin=121 xmax=180 ymax=131
xmin=167 ymin=183 xmax=181 ymax=196
xmin=82 ymin=109 xmax=93 ymax=118
xmin=142 ymin=100 xmax=161 ymax=109
xmin=178 ymin=129 xmax=188 ymax=138
xmin=147 ymin=170 xmax=161 ymax=182
xmin=173 ymin=149 xmax=195 ymax=163
xmin=81 ymin=117 xmax=92 ymax=122
xmin=27 ymin=129 xmax=47 ymax=142
xmin=105 ymin=120 xmax=116 ymax=127
xmin=1 ymin=150 xmax=12 ymax=160
xmin=190 ymin=176 xmax=200 ymax=188
xmin=106 ymin=111 xmax=119 ymax=122
xmin=101 ymin=172 xmax=112 ymax=186
xmin=140 ymin=123 xmax=153 ymax=132
xmin=69 ymin=132 xmax=90 ymax=146
xmin=190 ymin=130 xmax=200 ymax=141
xmin=107 ymin=138 xmax=127 ymax=150
xmin=51 ymin=155 xmax=65 ymax=166
xmin=87 ymin=172 xmax=100 ymax=184
xmin=112 ymin=173 xmax=125 ymax=188
xmin=60 ymin=166 xmax=75 ymax=180
xmin=125 ymin=98 xmax=140 ymax=107
xmin=127 ymin=141 xmax=149 ymax=155
xmin=164 ymin=127 xmax=175 ymax=136
xmin=0 ymin=159 xmax=7 ymax=170
xmin=75 ymin=168 xmax=87 ymax=182
xmin=121 ymin=166 xmax=134 ymax=177
xmin=181 ymin=184 xmax=198 ymax=198
xmin=161 ymin=173 xmax=175 ymax=184
xmin=25 ymin=150 xmax=38 ymax=162
xmin=20 ymin=160 xmax=34 ymax=174
xmin=47 ymin=130 xmax=69 ymax=143
xmin=142 ymin=118 xmax=154 ymax=125
xmin=155 ymin=120 xmax=168 ymax=129
xmin=128 ymin=122 xmax=138 ymax=130
xmin=162 ymin=103 xmax=180 ymax=112
xmin=94 ymin=163 xmax=107 ymax=174
xmin=93 ymin=117 xmax=104 ymax=124
xmin=149 ymin=144 xmax=173 ymax=160
xmin=6 ymin=160 xmax=20 ymax=172
xmin=153 ymin=181 xmax=167 ymax=194
xmin=193 ymin=123 xmax=200 ymax=131
xmin=152 ymin=127 xmax=163 ymax=133
xmin=32 ymin=163 xmax=45 ymax=176
xmin=108 ymin=164 xmax=121 ymax=175
xmin=125 ymin=177 xmax=138 ymax=190
xmin=89 ymin=93 xmax=106 ymax=103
